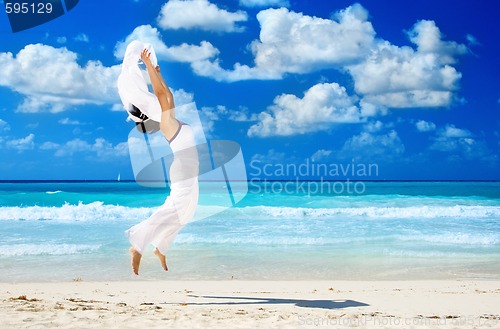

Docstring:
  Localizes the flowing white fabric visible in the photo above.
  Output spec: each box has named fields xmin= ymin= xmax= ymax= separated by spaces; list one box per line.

xmin=125 ymin=120 xmax=200 ymax=255
xmin=117 ymin=40 xmax=162 ymax=123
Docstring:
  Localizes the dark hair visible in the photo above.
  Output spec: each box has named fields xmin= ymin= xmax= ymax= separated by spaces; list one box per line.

xmin=130 ymin=105 xmax=160 ymax=134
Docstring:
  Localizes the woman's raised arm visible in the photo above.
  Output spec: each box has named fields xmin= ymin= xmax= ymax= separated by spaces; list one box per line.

xmin=140 ymin=49 xmax=175 ymax=112
xmin=140 ymin=48 xmax=178 ymax=140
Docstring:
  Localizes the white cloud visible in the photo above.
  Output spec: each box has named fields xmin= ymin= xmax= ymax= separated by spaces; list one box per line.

xmin=347 ymin=20 xmax=467 ymax=110
xmin=111 ymin=104 xmax=124 ymax=112
xmin=0 ymin=39 xmax=195 ymax=115
xmin=172 ymin=89 xmax=195 ymax=107
xmin=423 ymin=124 xmax=496 ymax=163
xmin=363 ymin=120 xmax=384 ymax=133
xmin=432 ymin=135 xmax=475 ymax=153
xmin=311 ymin=149 xmax=332 ymax=162
xmin=201 ymin=105 xmax=257 ymax=122
xmin=157 ymin=0 xmax=248 ymax=33
xmin=193 ymin=4 xmax=375 ymax=81
xmin=248 ymin=83 xmax=363 ymax=137
xmin=253 ymin=5 xmax=373 ymax=72
xmin=340 ymin=130 xmax=405 ymax=160
xmin=42 ymin=138 xmax=129 ymax=159
xmin=190 ymin=59 xmax=280 ymax=82
xmin=0 ymin=44 xmax=121 ymax=113
xmin=53 ymin=140 xmax=87 ymax=157
xmin=359 ymin=90 xmax=455 ymax=110
xmin=429 ymin=124 xmax=485 ymax=160
xmin=0 ymin=119 xmax=10 ymax=132
xmin=250 ymin=149 xmax=287 ymax=164
xmin=58 ymin=118 xmax=82 ymax=125
xmin=6 ymin=134 xmax=35 ymax=152
xmin=74 ymin=33 xmax=89 ymax=43
xmin=227 ymin=109 xmax=257 ymax=122
xmin=113 ymin=24 xmax=173 ymax=58
xmin=408 ymin=21 xmax=468 ymax=59
xmin=415 ymin=120 xmax=436 ymax=132
xmin=56 ymin=37 xmax=67 ymax=44
xmin=198 ymin=104 xmax=257 ymax=138
xmin=239 ymin=0 xmax=289 ymax=7
xmin=191 ymin=5 xmax=466 ymax=112
xmin=166 ymin=41 xmax=220 ymax=63
xmin=39 ymin=141 xmax=59 ymax=150
xmin=114 ymin=25 xmax=219 ymax=63
xmin=442 ymin=124 xmax=471 ymax=138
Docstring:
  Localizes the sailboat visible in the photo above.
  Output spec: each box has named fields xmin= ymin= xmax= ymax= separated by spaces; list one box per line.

xmin=117 ymin=173 xmax=121 ymax=182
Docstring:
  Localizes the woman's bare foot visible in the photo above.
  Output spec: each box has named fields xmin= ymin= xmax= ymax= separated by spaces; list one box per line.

xmin=129 ymin=247 xmax=142 ymax=275
xmin=153 ymin=248 xmax=168 ymax=271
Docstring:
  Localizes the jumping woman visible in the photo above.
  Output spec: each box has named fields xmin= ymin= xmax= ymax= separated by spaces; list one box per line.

xmin=125 ymin=48 xmax=199 ymax=275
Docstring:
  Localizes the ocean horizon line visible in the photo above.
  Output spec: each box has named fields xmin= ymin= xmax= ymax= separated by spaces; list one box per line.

xmin=1 ymin=179 xmax=499 ymax=183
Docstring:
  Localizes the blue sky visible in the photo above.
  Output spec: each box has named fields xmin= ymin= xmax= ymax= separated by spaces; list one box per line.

xmin=0 ymin=0 xmax=498 ymax=180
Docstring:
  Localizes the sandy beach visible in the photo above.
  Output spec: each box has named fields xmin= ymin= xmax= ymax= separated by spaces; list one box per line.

xmin=0 ymin=280 xmax=499 ymax=328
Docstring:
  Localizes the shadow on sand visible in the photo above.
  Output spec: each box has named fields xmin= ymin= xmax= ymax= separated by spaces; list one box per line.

xmin=164 ymin=295 xmax=369 ymax=310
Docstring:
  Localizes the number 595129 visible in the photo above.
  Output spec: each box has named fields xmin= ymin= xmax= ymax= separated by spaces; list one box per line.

xmin=5 ymin=2 xmax=54 ymax=14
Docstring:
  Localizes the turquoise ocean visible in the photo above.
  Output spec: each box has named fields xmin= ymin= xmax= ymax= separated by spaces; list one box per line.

xmin=0 ymin=181 xmax=499 ymax=282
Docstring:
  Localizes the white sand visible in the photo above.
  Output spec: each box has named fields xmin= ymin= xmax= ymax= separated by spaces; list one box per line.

xmin=1 ymin=280 xmax=499 ymax=328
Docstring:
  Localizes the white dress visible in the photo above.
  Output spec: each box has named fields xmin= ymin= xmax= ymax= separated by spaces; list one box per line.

xmin=125 ymin=121 xmax=199 ymax=254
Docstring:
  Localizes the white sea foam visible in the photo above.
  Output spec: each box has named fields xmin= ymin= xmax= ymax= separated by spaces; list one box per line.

xmin=175 ymin=232 xmax=500 ymax=246
xmin=397 ymin=233 xmax=500 ymax=246
xmin=175 ymin=234 xmax=331 ymax=246
xmin=0 ymin=243 xmax=101 ymax=256
xmin=0 ymin=201 xmax=153 ymax=221
xmin=234 ymin=205 xmax=500 ymax=219
xmin=0 ymin=202 xmax=230 ymax=222
xmin=46 ymin=190 xmax=63 ymax=194
xmin=0 ymin=202 xmax=498 ymax=222
xmin=382 ymin=249 xmax=485 ymax=258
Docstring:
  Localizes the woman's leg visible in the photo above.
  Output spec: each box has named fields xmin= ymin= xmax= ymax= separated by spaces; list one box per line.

xmin=126 ymin=199 xmax=182 ymax=252
xmin=151 ymin=224 xmax=184 ymax=271
xmin=126 ymin=199 xmax=183 ymax=275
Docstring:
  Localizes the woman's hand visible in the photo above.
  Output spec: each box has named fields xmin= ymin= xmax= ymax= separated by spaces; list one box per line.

xmin=140 ymin=48 xmax=153 ymax=67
